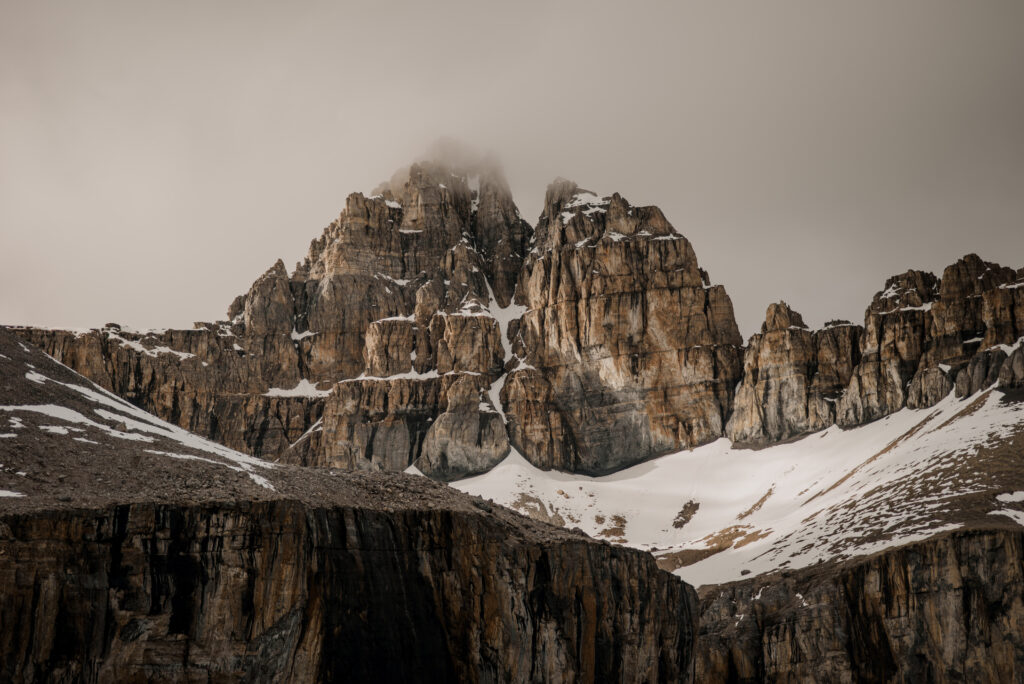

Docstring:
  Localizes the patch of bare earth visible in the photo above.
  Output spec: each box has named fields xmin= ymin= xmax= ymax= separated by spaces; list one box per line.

xmin=511 ymin=493 xmax=566 ymax=527
xmin=673 ymin=500 xmax=700 ymax=529
xmin=657 ymin=525 xmax=772 ymax=572
xmin=737 ymin=488 xmax=773 ymax=520
xmin=597 ymin=514 xmax=627 ymax=543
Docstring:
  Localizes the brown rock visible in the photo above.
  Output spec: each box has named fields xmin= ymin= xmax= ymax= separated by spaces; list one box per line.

xmin=417 ymin=375 xmax=510 ymax=481
xmin=697 ymin=530 xmax=1024 ymax=682
xmin=998 ymin=347 xmax=1024 ymax=389
xmin=508 ymin=181 xmax=743 ymax=474
xmin=727 ymin=305 xmax=862 ymax=445
xmin=955 ymin=349 xmax=1007 ymax=399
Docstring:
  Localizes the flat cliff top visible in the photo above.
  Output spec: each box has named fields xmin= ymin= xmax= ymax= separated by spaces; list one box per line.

xmin=0 ymin=330 xmax=585 ymax=545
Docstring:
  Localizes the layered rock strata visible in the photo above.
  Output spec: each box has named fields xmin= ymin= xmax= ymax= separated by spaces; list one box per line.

xmin=16 ymin=159 xmax=532 ymax=478
xmin=726 ymin=303 xmax=861 ymax=446
xmin=839 ymin=255 xmax=1024 ymax=425
xmin=506 ymin=180 xmax=743 ymax=474
xmin=726 ymin=256 xmax=1024 ymax=447
xmin=10 ymin=160 xmax=1024 ymax=479
xmin=0 ymin=332 xmax=697 ymax=683
xmin=1 ymin=500 xmax=696 ymax=683
xmin=696 ymin=528 xmax=1024 ymax=682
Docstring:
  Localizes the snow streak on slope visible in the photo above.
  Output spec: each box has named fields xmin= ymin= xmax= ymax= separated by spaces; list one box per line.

xmin=453 ymin=389 xmax=1024 ymax=587
xmin=0 ymin=337 xmax=276 ymax=490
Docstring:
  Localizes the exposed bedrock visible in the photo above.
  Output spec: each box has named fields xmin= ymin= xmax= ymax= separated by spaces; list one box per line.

xmin=696 ymin=529 xmax=1024 ymax=683
xmin=14 ymin=160 xmax=528 ymax=477
xmin=506 ymin=180 xmax=743 ymax=474
xmin=10 ymin=162 xmax=1024 ymax=477
xmin=838 ymin=255 xmax=1024 ymax=426
xmin=726 ymin=302 xmax=862 ymax=446
xmin=0 ymin=498 xmax=697 ymax=683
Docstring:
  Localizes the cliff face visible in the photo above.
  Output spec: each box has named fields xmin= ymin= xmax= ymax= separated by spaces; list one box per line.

xmin=0 ymin=330 xmax=697 ymax=683
xmin=11 ymin=164 xmax=749 ymax=478
xmin=15 ymin=160 xmax=530 ymax=480
xmin=726 ymin=303 xmax=861 ymax=446
xmin=10 ymin=158 xmax=1024 ymax=480
xmin=839 ymin=256 xmax=1024 ymax=426
xmin=0 ymin=500 xmax=695 ymax=684
xmin=696 ymin=528 xmax=1024 ymax=683
xmin=726 ymin=256 xmax=1024 ymax=447
xmin=507 ymin=181 xmax=743 ymax=474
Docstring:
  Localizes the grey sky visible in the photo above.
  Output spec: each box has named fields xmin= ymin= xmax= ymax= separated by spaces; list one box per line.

xmin=2 ymin=0 xmax=1022 ymax=339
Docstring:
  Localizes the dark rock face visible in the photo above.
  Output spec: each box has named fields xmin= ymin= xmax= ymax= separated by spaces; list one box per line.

xmin=0 ymin=499 xmax=696 ymax=683
xmin=13 ymin=322 xmax=324 ymax=460
xmin=507 ymin=181 xmax=743 ymax=474
xmin=724 ymin=255 xmax=1023 ymax=444
xmin=697 ymin=529 xmax=1024 ymax=683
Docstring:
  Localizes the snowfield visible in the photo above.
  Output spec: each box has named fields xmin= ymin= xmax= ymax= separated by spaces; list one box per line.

xmin=453 ymin=388 xmax=1024 ymax=587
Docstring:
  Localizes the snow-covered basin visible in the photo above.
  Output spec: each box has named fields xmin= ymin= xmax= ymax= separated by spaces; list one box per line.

xmin=452 ymin=390 xmax=1024 ymax=587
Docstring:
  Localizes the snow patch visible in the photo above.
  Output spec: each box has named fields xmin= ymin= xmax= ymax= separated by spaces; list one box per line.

xmin=264 ymin=379 xmax=331 ymax=398
xmin=454 ymin=390 xmax=1024 ymax=587
xmin=290 ymin=329 xmax=317 ymax=341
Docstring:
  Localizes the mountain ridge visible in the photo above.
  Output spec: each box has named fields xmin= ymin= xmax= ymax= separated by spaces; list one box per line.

xmin=10 ymin=158 xmax=1023 ymax=482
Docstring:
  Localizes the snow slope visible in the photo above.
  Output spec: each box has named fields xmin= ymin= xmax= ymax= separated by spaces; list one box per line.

xmin=453 ymin=388 xmax=1024 ymax=587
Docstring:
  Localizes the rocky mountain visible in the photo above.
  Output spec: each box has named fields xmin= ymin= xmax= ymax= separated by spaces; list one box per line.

xmin=13 ymin=159 xmax=1023 ymax=484
xmin=12 ymin=160 xmax=752 ymax=479
xmin=5 ymin=153 xmax=1024 ymax=680
xmin=456 ymin=328 xmax=1024 ymax=680
xmin=0 ymin=330 xmax=695 ymax=682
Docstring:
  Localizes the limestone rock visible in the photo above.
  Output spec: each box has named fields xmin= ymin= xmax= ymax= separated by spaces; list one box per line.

xmin=362 ymin=318 xmax=416 ymax=377
xmin=726 ymin=304 xmax=862 ymax=446
xmin=416 ymin=375 xmax=510 ymax=481
xmin=837 ymin=270 xmax=939 ymax=425
xmin=697 ymin=529 xmax=1024 ymax=682
xmin=924 ymin=254 xmax=1018 ymax=367
xmin=955 ymin=349 xmax=1008 ymax=399
xmin=508 ymin=182 xmax=743 ymax=474
xmin=12 ymin=158 xmax=533 ymax=479
xmin=907 ymin=366 xmax=955 ymax=408
xmin=997 ymin=346 xmax=1024 ymax=390
xmin=839 ymin=255 xmax=1024 ymax=424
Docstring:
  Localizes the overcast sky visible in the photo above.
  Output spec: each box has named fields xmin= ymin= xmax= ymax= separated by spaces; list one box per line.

xmin=2 ymin=1 xmax=1023 ymax=338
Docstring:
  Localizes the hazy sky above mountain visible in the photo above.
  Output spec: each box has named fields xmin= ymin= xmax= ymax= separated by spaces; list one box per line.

xmin=2 ymin=1 xmax=1023 ymax=338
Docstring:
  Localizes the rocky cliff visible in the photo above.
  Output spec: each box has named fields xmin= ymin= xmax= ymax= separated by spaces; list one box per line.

xmin=10 ymin=157 xmax=1024 ymax=481
xmin=10 ymin=160 xmax=749 ymax=478
xmin=696 ymin=527 xmax=1024 ymax=682
xmin=725 ymin=255 xmax=1024 ymax=447
xmin=726 ymin=303 xmax=861 ymax=446
xmin=0 ymin=330 xmax=697 ymax=683
xmin=505 ymin=181 xmax=743 ymax=474
xmin=14 ymin=158 xmax=532 ymax=480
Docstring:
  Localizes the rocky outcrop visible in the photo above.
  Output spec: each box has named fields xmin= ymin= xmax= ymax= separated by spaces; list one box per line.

xmin=505 ymin=181 xmax=743 ymax=474
xmin=418 ymin=374 xmax=510 ymax=481
xmin=696 ymin=528 xmax=1024 ymax=682
xmin=839 ymin=255 xmax=1024 ymax=426
xmin=10 ymin=152 xmax=1023 ymax=479
xmin=12 ymin=322 xmax=325 ymax=460
xmin=1000 ymin=347 xmax=1024 ymax=389
xmin=726 ymin=303 xmax=861 ymax=446
xmin=0 ymin=332 xmax=697 ymax=683
xmin=0 ymin=498 xmax=696 ymax=683
xmin=14 ymin=159 xmax=530 ymax=479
